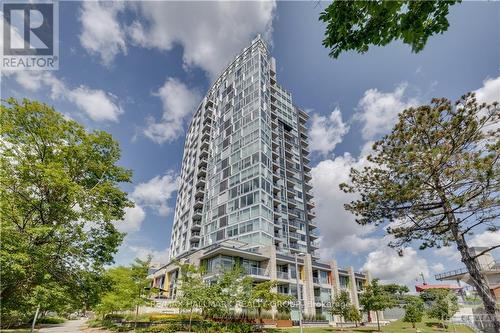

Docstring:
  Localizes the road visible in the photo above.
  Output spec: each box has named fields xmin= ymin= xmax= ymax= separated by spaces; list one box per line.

xmin=38 ymin=319 xmax=88 ymax=333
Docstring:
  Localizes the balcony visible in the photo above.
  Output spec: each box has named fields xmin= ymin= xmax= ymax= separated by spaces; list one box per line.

xmin=195 ymin=186 xmax=204 ymax=198
xmin=277 ymin=271 xmax=289 ymax=280
xmin=196 ymin=177 xmax=206 ymax=187
xmin=193 ymin=209 xmax=202 ymax=220
xmin=191 ymin=220 xmax=201 ymax=230
xmin=190 ymin=231 xmax=201 ymax=240
xmin=199 ymin=157 xmax=208 ymax=167
xmin=289 ymin=231 xmax=300 ymax=240
xmin=200 ymin=139 xmax=209 ymax=150
xmin=245 ymin=266 xmax=269 ymax=277
xmin=313 ymin=277 xmax=320 ymax=284
xmin=194 ymin=199 xmax=204 ymax=209
xmin=197 ymin=166 xmax=207 ymax=177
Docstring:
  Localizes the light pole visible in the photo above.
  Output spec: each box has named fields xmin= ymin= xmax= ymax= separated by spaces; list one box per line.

xmin=294 ymin=252 xmax=305 ymax=333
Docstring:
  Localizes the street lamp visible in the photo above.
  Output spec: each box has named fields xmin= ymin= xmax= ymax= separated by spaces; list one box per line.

xmin=294 ymin=252 xmax=305 ymax=333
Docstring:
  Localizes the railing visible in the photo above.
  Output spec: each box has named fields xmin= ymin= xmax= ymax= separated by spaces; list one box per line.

xmin=312 ymin=277 xmax=320 ymax=284
xmin=435 ymin=261 xmax=500 ymax=280
xmin=245 ymin=266 xmax=268 ymax=277
xmin=277 ymin=271 xmax=289 ymax=279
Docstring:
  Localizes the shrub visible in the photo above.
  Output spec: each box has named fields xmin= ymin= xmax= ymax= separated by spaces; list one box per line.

xmin=37 ymin=317 xmax=65 ymax=324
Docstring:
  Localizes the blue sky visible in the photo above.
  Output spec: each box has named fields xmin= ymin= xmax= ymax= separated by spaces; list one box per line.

xmin=2 ymin=1 xmax=499 ymax=286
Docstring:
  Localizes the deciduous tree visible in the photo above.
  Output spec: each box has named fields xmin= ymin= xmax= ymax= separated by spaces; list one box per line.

xmin=358 ymin=279 xmax=396 ymax=331
xmin=0 ymin=98 xmax=132 ymax=327
xmin=319 ymin=1 xmax=460 ymax=59
xmin=331 ymin=290 xmax=351 ymax=330
xmin=403 ymin=296 xmax=425 ymax=329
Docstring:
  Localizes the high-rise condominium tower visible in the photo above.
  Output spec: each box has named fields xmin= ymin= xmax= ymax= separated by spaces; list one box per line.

xmin=169 ymin=36 xmax=318 ymax=260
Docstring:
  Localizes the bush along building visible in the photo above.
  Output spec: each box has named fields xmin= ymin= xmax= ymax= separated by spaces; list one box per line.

xmin=149 ymin=36 xmax=371 ymax=322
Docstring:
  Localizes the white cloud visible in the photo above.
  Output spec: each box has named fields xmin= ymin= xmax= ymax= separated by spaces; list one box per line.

xmin=363 ymin=246 xmax=430 ymax=285
xmin=113 ymin=204 xmax=146 ymax=233
xmin=77 ymin=2 xmax=276 ymax=78
xmin=312 ymin=151 xmax=379 ymax=257
xmin=131 ymin=172 xmax=179 ymax=216
xmin=309 ymin=108 xmax=349 ymax=156
xmin=356 ymin=83 xmax=419 ymax=140
xmin=69 ymin=86 xmax=123 ymax=122
xmin=79 ymin=1 xmax=127 ymax=66
xmin=474 ymin=76 xmax=500 ymax=104
xmin=431 ymin=263 xmax=445 ymax=273
xmin=10 ymin=71 xmax=123 ymax=122
xmin=129 ymin=245 xmax=170 ymax=266
xmin=144 ymin=78 xmax=201 ymax=144
xmin=434 ymin=246 xmax=461 ymax=262
xmin=469 ymin=230 xmax=500 ymax=248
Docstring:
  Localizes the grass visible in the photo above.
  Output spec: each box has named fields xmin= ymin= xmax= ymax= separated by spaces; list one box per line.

xmin=265 ymin=318 xmax=474 ymax=333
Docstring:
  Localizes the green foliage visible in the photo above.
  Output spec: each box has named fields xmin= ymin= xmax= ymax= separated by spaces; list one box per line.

xmin=359 ymin=279 xmax=396 ymax=331
xmin=424 ymin=290 xmax=459 ymax=328
xmin=403 ymin=296 xmax=425 ymax=328
xmin=95 ymin=257 xmax=152 ymax=317
xmin=36 ymin=316 xmax=65 ymax=324
xmin=319 ymin=1 xmax=460 ymax=59
xmin=345 ymin=305 xmax=362 ymax=324
xmin=340 ymin=93 xmax=500 ymax=330
xmin=248 ymin=280 xmax=294 ymax=320
xmin=0 ymin=98 xmax=132 ymax=327
xmin=331 ymin=290 xmax=351 ymax=326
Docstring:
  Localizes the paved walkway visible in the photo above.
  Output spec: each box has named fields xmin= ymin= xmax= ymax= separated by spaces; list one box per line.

xmin=38 ymin=319 xmax=88 ymax=333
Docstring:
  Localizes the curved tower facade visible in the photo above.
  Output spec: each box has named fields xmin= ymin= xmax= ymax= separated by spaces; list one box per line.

xmin=169 ymin=36 xmax=317 ymax=260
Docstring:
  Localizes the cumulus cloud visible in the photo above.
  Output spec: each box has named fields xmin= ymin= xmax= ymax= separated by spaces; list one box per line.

xmin=144 ymin=78 xmax=201 ymax=144
xmin=69 ymin=86 xmax=123 ymax=122
xmin=79 ymin=1 xmax=127 ymax=66
xmin=309 ymin=108 xmax=349 ymax=156
xmin=113 ymin=204 xmax=146 ymax=233
xmin=362 ymin=246 xmax=430 ymax=285
xmin=469 ymin=230 xmax=500 ymax=248
xmin=474 ymin=76 xmax=500 ymax=104
xmin=356 ymin=83 xmax=419 ymax=140
xmin=10 ymin=71 xmax=123 ymax=122
xmin=78 ymin=1 xmax=276 ymax=78
xmin=131 ymin=172 xmax=179 ymax=216
xmin=431 ymin=263 xmax=445 ymax=273
xmin=129 ymin=245 xmax=170 ymax=266
xmin=312 ymin=151 xmax=379 ymax=257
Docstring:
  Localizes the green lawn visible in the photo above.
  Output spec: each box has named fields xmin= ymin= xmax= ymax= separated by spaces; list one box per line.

xmin=266 ymin=318 xmax=474 ymax=333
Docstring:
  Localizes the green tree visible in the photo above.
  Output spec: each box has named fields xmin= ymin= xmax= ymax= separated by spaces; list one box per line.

xmin=403 ymin=296 xmax=425 ymax=329
xmin=425 ymin=289 xmax=459 ymax=329
xmin=319 ymin=1 xmax=460 ymax=59
xmin=174 ymin=263 xmax=208 ymax=332
xmin=331 ymin=290 xmax=351 ymax=330
xmin=340 ymin=93 xmax=500 ymax=331
xmin=358 ymin=279 xmax=396 ymax=331
xmin=345 ymin=305 xmax=362 ymax=327
xmin=0 ymin=98 xmax=132 ymax=327
xmin=95 ymin=258 xmax=152 ymax=319
xmin=248 ymin=280 xmax=293 ymax=323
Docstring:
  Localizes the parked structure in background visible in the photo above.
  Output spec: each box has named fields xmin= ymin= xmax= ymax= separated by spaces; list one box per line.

xmin=149 ymin=36 xmax=371 ymax=322
xmin=435 ymin=247 xmax=500 ymax=301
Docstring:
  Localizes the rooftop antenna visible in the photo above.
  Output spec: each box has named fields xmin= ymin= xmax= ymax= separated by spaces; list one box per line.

xmin=420 ymin=272 xmax=426 ymax=285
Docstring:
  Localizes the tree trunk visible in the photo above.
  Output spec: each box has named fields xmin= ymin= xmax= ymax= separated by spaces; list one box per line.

xmin=339 ymin=316 xmax=343 ymax=330
xmin=412 ymin=322 xmax=415 ymax=329
xmin=30 ymin=304 xmax=40 ymax=333
xmin=449 ymin=223 xmax=500 ymax=332
xmin=375 ymin=311 xmax=380 ymax=331
xmin=189 ymin=307 xmax=193 ymax=332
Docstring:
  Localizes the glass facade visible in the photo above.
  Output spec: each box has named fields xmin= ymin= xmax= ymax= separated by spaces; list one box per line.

xmin=169 ymin=36 xmax=316 ymax=260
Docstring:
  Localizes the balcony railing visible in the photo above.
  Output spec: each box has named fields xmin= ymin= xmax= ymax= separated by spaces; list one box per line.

xmin=277 ymin=271 xmax=289 ymax=280
xmin=244 ymin=267 xmax=268 ymax=277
